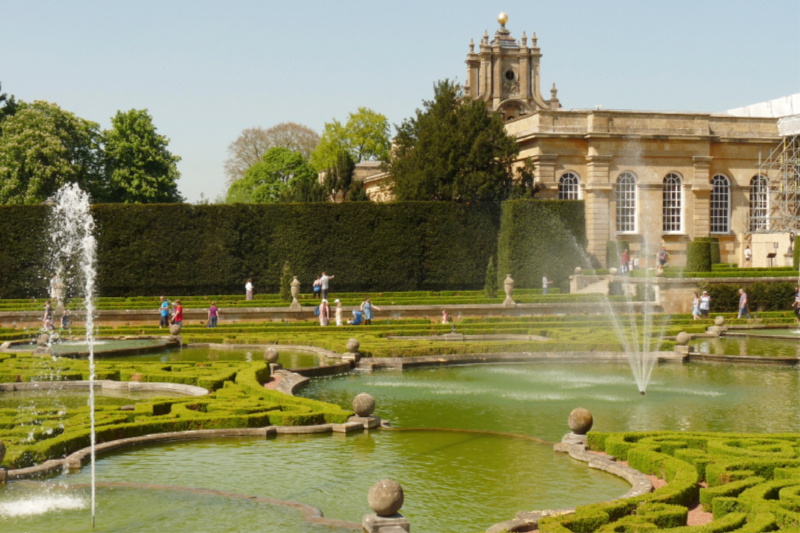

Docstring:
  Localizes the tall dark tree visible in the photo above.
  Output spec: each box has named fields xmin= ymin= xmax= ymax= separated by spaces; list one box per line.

xmin=391 ymin=80 xmax=520 ymax=202
xmin=0 ymin=82 xmax=20 ymax=133
xmin=324 ymin=150 xmax=356 ymax=201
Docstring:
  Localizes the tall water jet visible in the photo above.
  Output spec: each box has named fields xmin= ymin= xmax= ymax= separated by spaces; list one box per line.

xmin=48 ymin=183 xmax=97 ymax=527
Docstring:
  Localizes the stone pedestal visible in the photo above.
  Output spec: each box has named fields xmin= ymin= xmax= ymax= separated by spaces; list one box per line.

xmin=674 ymin=345 xmax=689 ymax=356
xmin=362 ymin=513 xmax=410 ymax=533
xmin=343 ymin=353 xmax=361 ymax=365
xmin=706 ymin=326 xmax=728 ymax=336
xmin=348 ymin=415 xmax=381 ymax=429
xmin=269 ymin=363 xmax=282 ymax=374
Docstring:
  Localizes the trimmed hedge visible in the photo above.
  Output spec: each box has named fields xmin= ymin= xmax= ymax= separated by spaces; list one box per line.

xmin=497 ymin=200 xmax=587 ymax=291
xmin=687 ymin=241 xmax=713 ymax=273
xmin=696 ymin=237 xmax=721 ymax=265
xmin=701 ymin=282 xmax=797 ymax=312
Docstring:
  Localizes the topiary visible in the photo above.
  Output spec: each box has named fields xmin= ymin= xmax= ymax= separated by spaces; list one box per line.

xmin=279 ymin=261 xmax=292 ymax=303
xmin=686 ymin=241 xmax=712 ymax=273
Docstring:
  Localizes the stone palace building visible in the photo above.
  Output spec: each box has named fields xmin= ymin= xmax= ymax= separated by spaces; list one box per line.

xmin=360 ymin=14 xmax=791 ymax=268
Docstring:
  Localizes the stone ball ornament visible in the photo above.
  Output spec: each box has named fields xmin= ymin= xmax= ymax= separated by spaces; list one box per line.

xmin=608 ymin=268 xmax=618 ymax=276
xmin=353 ymin=393 xmax=375 ymax=417
xmin=676 ymin=331 xmax=691 ymax=346
xmin=574 ymin=267 xmax=582 ymax=275
xmin=264 ymin=348 xmax=279 ymax=363
xmin=714 ymin=315 xmax=725 ymax=326
xmin=368 ymin=479 xmax=404 ymax=517
xmin=568 ymin=408 xmax=593 ymax=435
xmin=346 ymin=338 xmax=360 ymax=353
xmin=169 ymin=323 xmax=182 ymax=336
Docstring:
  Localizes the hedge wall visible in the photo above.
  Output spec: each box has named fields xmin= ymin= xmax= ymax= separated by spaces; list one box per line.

xmin=0 ymin=202 xmax=501 ymax=298
xmin=496 ymin=200 xmax=587 ymax=290
xmin=695 ymin=237 xmax=721 ymax=265
xmin=700 ymin=282 xmax=797 ymax=313
xmin=686 ymin=241 xmax=712 ymax=273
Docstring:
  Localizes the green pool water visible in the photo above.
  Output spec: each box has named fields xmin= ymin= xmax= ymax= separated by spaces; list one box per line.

xmin=115 ymin=346 xmax=320 ymax=368
xmin=698 ymin=336 xmax=800 ymax=358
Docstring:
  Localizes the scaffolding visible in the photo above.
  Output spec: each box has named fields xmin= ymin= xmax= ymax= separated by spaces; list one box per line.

xmin=745 ymin=134 xmax=800 ymax=234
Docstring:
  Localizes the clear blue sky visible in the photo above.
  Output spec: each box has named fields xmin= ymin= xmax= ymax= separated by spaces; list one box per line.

xmin=2 ymin=0 xmax=798 ymax=202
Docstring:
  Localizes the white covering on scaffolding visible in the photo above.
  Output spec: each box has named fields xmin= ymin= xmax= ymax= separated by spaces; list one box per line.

xmin=726 ymin=93 xmax=800 ymax=136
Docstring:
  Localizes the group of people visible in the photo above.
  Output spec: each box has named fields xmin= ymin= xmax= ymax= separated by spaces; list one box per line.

xmin=690 ymin=291 xmax=712 ymax=319
xmin=159 ymin=297 xmax=221 ymax=329
xmin=316 ymin=296 xmax=381 ymax=327
xmin=41 ymin=300 xmax=68 ymax=331
xmin=618 ymin=249 xmax=641 ymax=275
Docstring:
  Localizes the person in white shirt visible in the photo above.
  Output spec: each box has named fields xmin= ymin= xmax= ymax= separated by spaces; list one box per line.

xmin=245 ymin=279 xmax=254 ymax=301
xmin=320 ymin=272 xmax=335 ymax=300
xmin=744 ymin=246 xmax=752 ymax=267
xmin=542 ymin=273 xmax=553 ymax=295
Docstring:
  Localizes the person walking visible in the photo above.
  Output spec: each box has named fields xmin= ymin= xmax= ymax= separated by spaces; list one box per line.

xmin=542 ymin=273 xmax=553 ymax=295
xmin=320 ymin=272 xmax=334 ymax=300
xmin=334 ymin=299 xmax=343 ymax=326
xmin=172 ymin=300 xmax=183 ymax=326
xmin=361 ymin=297 xmax=382 ymax=326
xmin=43 ymin=300 xmax=54 ymax=330
xmin=691 ymin=292 xmax=700 ymax=320
xmin=319 ymin=299 xmax=330 ymax=326
xmin=699 ymin=291 xmax=711 ymax=319
xmin=159 ymin=296 xmax=170 ymax=329
xmin=245 ymin=279 xmax=254 ymax=301
xmin=792 ymin=287 xmax=800 ymax=323
xmin=442 ymin=310 xmax=449 ymax=324
xmin=621 ymin=249 xmax=629 ymax=275
xmin=207 ymin=301 xmax=220 ymax=328
xmin=737 ymin=288 xmax=751 ymax=319
xmin=312 ymin=277 xmax=321 ymax=299
xmin=744 ymin=245 xmax=752 ymax=267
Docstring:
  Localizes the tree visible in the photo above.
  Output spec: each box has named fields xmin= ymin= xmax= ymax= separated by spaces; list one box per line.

xmin=226 ymin=147 xmax=318 ymax=204
xmin=224 ymin=123 xmax=319 ymax=184
xmin=484 ymin=257 xmax=498 ymax=298
xmin=390 ymin=80 xmax=520 ymax=202
xmin=323 ymin=150 xmax=355 ymax=201
xmin=0 ymin=101 xmax=102 ymax=205
xmin=310 ymin=107 xmax=391 ymax=171
xmin=280 ymin=261 xmax=292 ymax=302
xmin=102 ymin=109 xmax=182 ymax=203
xmin=0 ymin=82 xmax=20 ymax=133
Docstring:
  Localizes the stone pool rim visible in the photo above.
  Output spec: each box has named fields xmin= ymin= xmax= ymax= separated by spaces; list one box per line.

xmin=1 ymin=336 xmax=179 ymax=358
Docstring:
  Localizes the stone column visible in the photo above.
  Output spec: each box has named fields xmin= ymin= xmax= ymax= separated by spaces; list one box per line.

xmin=692 ymin=156 xmax=713 ymax=238
xmin=585 ymin=155 xmax=613 ymax=265
xmin=519 ymin=39 xmax=530 ymax=100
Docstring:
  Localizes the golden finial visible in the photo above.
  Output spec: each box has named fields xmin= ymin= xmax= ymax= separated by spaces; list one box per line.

xmin=498 ymin=12 xmax=508 ymax=26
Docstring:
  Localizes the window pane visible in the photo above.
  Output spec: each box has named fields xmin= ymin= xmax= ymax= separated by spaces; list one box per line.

xmin=750 ymin=175 xmax=768 ymax=232
xmin=662 ymin=173 xmax=682 ymax=233
xmin=616 ymin=173 xmax=636 ymax=233
xmin=710 ymin=175 xmax=730 ymax=234
xmin=558 ymin=172 xmax=580 ymax=200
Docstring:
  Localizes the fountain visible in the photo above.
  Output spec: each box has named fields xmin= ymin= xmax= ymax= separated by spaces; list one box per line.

xmin=47 ymin=183 xmax=98 ymax=527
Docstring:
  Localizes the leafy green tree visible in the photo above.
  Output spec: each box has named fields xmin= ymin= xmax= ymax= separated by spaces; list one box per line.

xmin=224 ymin=123 xmax=319 ymax=184
xmin=391 ymin=80 xmax=520 ymax=202
xmin=226 ymin=147 xmax=318 ymax=204
xmin=0 ymin=101 xmax=102 ymax=205
xmin=311 ymin=107 xmax=391 ymax=171
xmin=102 ymin=109 xmax=182 ymax=203
xmin=484 ymin=257 xmax=498 ymax=298
xmin=280 ymin=261 xmax=292 ymax=302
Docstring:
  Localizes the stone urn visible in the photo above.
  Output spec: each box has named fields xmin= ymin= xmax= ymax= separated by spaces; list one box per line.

xmin=346 ymin=338 xmax=360 ymax=353
xmin=169 ymin=323 xmax=182 ymax=336
xmin=290 ymin=276 xmax=300 ymax=305
xmin=353 ymin=393 xmax=376 ymax=417
xmin=568 ymin=408 xmax=593 ymax=435
xmin=503 ymin=274 xmax=515 ymax=306
xmin=368 ymin=479 xmax=404 ymax=517
xmin=676 ymin=331 xmax=691 ymax=346
xmin=714 ymin=315 xmax=725 ymax=326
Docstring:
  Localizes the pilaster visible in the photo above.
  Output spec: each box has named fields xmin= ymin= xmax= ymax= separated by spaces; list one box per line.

xmin=532 ymin=154 xmax=558 ymax=192
xmin=692 ymin=156 xmax=713 ymax=238
xmin=585 ymin=155 xmax=613 ymax=265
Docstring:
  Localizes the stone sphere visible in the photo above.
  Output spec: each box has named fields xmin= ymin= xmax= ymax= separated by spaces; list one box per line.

xmin=0 ymin=440 xmax=5 ymax=463
xmin=714 ymin=315 xmax=725 ymax=326
xmin=368 ymin=479 xmax=404 ymax=517
xmin=169 ymin=323 xmax=182 ymax=336
xmin=608 ymin=268 xmax=618 ymax=276
xmin=568 ymin=408 xmax=593 ymax=435
xmin=574 ymin=267 xmax=582 ymax=275
xmin=676 ymin=331 xmax=691 ymax=346
xmin=353 ymin=393 xmax=375 ymax=417
xmin=346 ymin=338 xmax=360 ymax=353
xmin=264 ymin=348 xmax=279 ymax=363
xmin=655 ymin=268 xmax=664 ymax=278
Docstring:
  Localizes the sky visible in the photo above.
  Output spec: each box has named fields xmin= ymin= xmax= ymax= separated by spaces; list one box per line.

xmin=2 ymin=0 xmax=799 ymax=202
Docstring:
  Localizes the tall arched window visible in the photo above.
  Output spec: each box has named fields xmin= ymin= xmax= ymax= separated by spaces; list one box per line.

xmin=558 ymin=172 xmax=580 ymax=200
xmin=710 ymin=175 xmax=730 ymax=234
xmin=750 ymin=175 xmax=769 ymax=231
xmin=616 ymin=172 xmax=637 ymax=233
xmin=662 ymin=173 xmax=683 ymax=233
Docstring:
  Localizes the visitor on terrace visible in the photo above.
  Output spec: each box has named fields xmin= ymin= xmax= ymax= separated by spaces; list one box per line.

xmin=348 ymin=309 xmax=365 ymax=326
xmin=159 ymin=296 xmax=170 ymax=329
xmin=320 ymin=272 xmax=335 ymax=300
xmin=657 ymin=246 xmax=669 ymax=268
xmin=793 ymin=288 xmax=800 ymax=322
xmin=699 ymin=291 xmax=711 ymax=318
xmin=334 ymin=299 xmax=343 ymax=326
xmin=172 ymin=300 xmax=183 ymax=326
xmin=207 ymin=301 xmax=220 ymax=328
xmin=691 ymin=291 xmax=700 ymax=320
xmin=313 ymin=277 xmax=321 ymax=299
xmin=542 ymin=273 xmax=553 ymax=295
xmin=621 ymin=249 xmax=629 ymax=275
xmin=744 ymin=245 xmax=752 ymax=267
xmin=319 ymin=298 xmax=330 ymax=326
xmin=737 ymin=288 xmax=751 ymax=319
xmin=245 ymin=279 xmax=254 ymax=301
xmin=42 ymin=300 xmax=54 ymax=330
xmin=360 ymin=297 xmax=382 ymax=325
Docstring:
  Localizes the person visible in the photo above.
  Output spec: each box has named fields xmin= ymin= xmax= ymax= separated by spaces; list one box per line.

xmin=43 ymin=300 xmax=54 ymax=330
xmin=320 ymin=272 xmax=335 ymax=300
xmin=319 ymin=299 xmax=330 ymax=326
xmin=442 ymin=310 xmax=448 ymax=324
xmin=348 ymin=309 xmax=365 ymax=326
xmin=691 ymin=292 xmax=700 ymax=320
xmin=159 ymin=296 xmax=170 ymax=329
xmin=334 ymin=299 xmax=343 ymax=326
xmin=313 ymin=277 xmax=321 ymax=299
xmin=633 ymin=255 xmax=639 ymax=271
xmin=172 ymin=300 xmax=183 ymax=326
xmin=737 ymin=288 xmax=751 ymax=319
xmin=207 ymin=301 xmax=220 ymax=328
xmin=361 ymin=297 xmax=382 ymax=326
xmin=60 ymin=310 xmax=69 ymax=330
xmin=658 ymin=247 xmax=669 ymax=268
xmin=699 ymin=290 xmax=711 ymax=319
xmin=621 ymin=249 xmax=629 ymax=275
xmin=792 ymin=287 xmax=800 ymax=322
xmin=542 ymin=273 xmax=553 ymax=295
xmin=744 ymin=245 xmax=752 ymax=267
xmin=245 ymin=279 xmax=254 ymax=301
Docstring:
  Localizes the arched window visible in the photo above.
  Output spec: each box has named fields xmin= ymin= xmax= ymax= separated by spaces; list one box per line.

xmin=750 ymin=175 xmax=769 ymax=231
xmin=710 ymin=175 xmax=730 ymax=234
xmin=558 ymin=172 xmax=580 ymax=200
xmin=615 ymin=172 xmax=637 ymax=233
xmin=662 ymin=173 xmax=683 ymax=233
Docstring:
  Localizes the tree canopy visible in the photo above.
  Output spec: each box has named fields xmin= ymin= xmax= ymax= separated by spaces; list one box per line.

xmin=390 ymin=80 xmax=522 ymax=202
xmin=102 ymin=109 xmax=182 ymax=203
xmin=224 ymin=123 xmax=319 ymax=184
xmin=311 ymin=107 xmax=391 ymax=171
xmin=226 ymin=147 xmax=322 ymax=204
